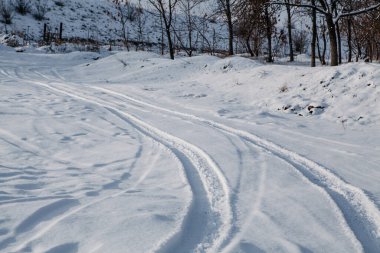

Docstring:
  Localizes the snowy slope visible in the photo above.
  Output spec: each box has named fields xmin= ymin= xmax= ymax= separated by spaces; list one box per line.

xmin=2 ymin=0 xmax=226 ymax=52
xmin=10 ymin=0 xmax=169 ymax=44
xmin=0 ymin=48 xmax=380 ymax=253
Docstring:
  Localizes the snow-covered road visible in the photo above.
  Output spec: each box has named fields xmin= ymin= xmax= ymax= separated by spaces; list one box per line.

xmin=1 ymin=49 xmax=379 ymax=253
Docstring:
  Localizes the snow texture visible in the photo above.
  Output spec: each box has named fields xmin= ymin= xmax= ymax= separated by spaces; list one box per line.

xmin=0 ymin=48 xmax=380 ymax=253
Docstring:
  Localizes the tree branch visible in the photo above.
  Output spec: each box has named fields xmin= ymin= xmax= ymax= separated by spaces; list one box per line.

xmin=336 ymin=3 xmax=380 ymax=22
xmin=269 ymin=1 xmax=328 ymax=15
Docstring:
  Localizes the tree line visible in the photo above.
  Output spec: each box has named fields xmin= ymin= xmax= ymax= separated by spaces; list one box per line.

xmin=1 ymin=0 xmax=379 ymax=66
xmin=142 ymin=0 xmax=380 ymax=65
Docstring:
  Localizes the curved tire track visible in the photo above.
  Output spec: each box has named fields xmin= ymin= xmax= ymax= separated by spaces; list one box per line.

xmin=28 ymin=81 xmax=233 ymax=253
xmin=86 ymin=85 xmax=380 ymax=252
xmin=8 ymin=67 xmax=380 ymax=251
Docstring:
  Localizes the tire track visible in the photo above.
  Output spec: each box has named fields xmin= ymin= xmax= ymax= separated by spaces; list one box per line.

xmin=28 ymin=81 xmax=233 ymax=253
xmin=8 ymin=68 xmax=380 ymax=251
xmin=84 ymin=85 xmax=380 ymax=252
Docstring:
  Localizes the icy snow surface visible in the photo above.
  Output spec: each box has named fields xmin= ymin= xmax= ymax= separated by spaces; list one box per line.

xmin=0 ymin=49 xmax=380 ymax=253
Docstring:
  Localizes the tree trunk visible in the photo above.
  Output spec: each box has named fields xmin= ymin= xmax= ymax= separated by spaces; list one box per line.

xmin=160 ymin=10 xmax=175 ymax=60
xmin=325 ymin=14 xmax=338 ymax=66
xmin=187 ymin=6 xmax=193 ymax=57
xmin=368 ymin=40 xmax=373 ymax=62
xmin=286 ymin=1 xmax=294 ymax=62
xmin=59 ymin=23 xmax=63 ymax=40
xmin=316 ymin=32 xmax=322 ymax=64
xmin=122 ymin=22 xmax=130 ymax=51
xmin=356 ymin=43 xmax=361 ymax=62
xmin=336 ymin=21 xmax=342 ymax=64
xmin=317 ymin=23 xmax=327 ymax=65
xmin=166 ymin=27 xmax=175 ymax=59
xmin=226 ymin=0 xmax=234 ymax=55
xmin=352 ymin=22 xmax=361 ymax=61
xmin=311 ymin=0 xmax=317 ymax=67
xmin=265 ymin=6 xmax=273 ymax=62
xmin=347 ymin=18 xmax=352 ymax=62
xmin=254 ymin=37 xmax=259 ymax=57
xmin=246 ymin=37 xmax=254 ymax=57
xmin=160 ymin=15 xmax=164 ymax=55
xmin=322 ymin=30 xmax=327 ymax=65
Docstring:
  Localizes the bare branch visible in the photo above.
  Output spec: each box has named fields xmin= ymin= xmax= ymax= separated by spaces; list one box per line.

xmin=336 ymin=3 xmax=380 ymax=22
xmin=269 ymin=1 xmax=328 ymax=15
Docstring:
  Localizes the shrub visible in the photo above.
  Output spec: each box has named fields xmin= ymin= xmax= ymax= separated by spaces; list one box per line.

xmin=293 ymin=30 xmax=309 ymax=54
xmin=32 ymin=0 xmax=48 ymax=21
xmin=0 ymin=0 xmax=14 ymax=24
xmin=54 ymin=1 xmax=64 ymax=7
xmin=13 ymin=0 xmax=30 ymax=15
xmin=279 ymin=84 xmax=289 ymax=93
xmin=6 ymin=35 xmax=20 ymax=47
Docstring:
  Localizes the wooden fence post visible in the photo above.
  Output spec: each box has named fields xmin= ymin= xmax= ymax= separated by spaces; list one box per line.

xmin=43 ymin=23 xmax=47 ymax=41
xmin=59 ymin=23 xmax=63 ymax=40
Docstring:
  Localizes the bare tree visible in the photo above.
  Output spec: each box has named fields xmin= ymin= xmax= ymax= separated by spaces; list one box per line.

xmin=349 ymin=5 xmax=380 ymax=62
xmin=235 ymin=0 xmax=266 ymax=57
xmin=175 ymin=0 xmax=203 ymax=56
xmin=316 ymin=18 xmax=327 ymax=65
xmin=270 ymin=0 xmax=380 ymax=66
xmin=293 ymin=29 xmax=308 ymax=54
xmin=216 ymin=0 xmax=235 ymax=55
xmin=264 ymin=3 xmax=272 ymax=61
xmin=264 ymin=1 xmax=279 ymax=62
xmin=344 ymin=15 xmax=353 ymax=62
xmin=339 ymin=0 xmax=380 ymax=62
xmin=148 ymin=0 xmax=179 ymax=59
xmin=32 ymin=0 xmax=48 ymax=21
xmin=284 ymin=0 xmax=294 ymax=61
xmin=192 ymin=14 xmax=212 ymax=54
xmin=135 ymin=0 xmax=145 ymax=50
xmin=235 ymin=12 xmax=255 ymax=56
xmin=310 ymin=0 xmax=317 ymax=66
xmin=234 ymin=0 xmax=277 ymax=59
xmin=111 ymin=0 xmax=136 ymax=51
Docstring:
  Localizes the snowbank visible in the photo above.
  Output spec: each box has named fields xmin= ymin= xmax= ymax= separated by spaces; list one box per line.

xmin=68 ymin=51 xmax=380 ymax=127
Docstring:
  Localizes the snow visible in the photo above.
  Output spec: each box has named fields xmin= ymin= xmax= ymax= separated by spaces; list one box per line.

xmin=2 ymin=0 xmax=227 ymax=53
xmin=0 ymin=46 xmax=380 ymax=253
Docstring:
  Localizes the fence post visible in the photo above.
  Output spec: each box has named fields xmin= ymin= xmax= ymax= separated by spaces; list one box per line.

xmin=43 ymin=23 xmax=47 ymax=41
xmin=59 ymin=23 xmax=63 ymax=40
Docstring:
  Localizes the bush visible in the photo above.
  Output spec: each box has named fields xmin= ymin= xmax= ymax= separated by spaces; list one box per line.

xmin=54 ymin=1 xmax=64 ymax=7
xmin=0 ymin=0 xmax=14 ymax=24
xmin=2 ymin=34 xmax=21 ymax=47
xmin=6 ymin=36 xmax=20 ymax=47
xmin=13 ymin=0 xmax=30 ymax=15
xmin=32 ymin=0 xmax=48 ymax=21
xmin=279 ymin=84 xmax=289 ymax=93
xmin=293 ymin=30 xmax=308 ymax=54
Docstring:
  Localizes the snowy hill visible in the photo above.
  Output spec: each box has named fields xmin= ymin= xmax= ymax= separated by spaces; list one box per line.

xmin=4 ymin=0 xmax=118 ymax=41
xmin=1 ymin=0 xmax=227 ymax=53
